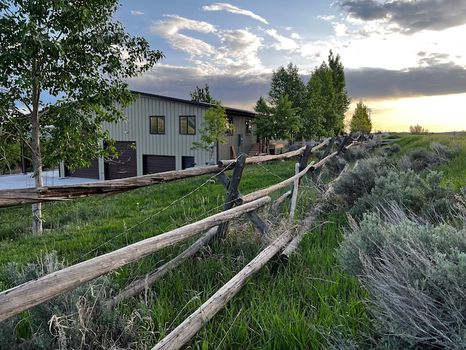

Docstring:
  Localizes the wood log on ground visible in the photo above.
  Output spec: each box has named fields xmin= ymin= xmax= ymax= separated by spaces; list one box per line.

xmin=0 ymin=197 xmax=270 ymax=322
xmin=151 ymin=228 xmax=295 ymax=350
xmin=106 ymin=226 xmax=219 ymax=309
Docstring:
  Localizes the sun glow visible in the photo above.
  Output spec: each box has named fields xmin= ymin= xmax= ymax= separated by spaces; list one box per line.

xmin=349 ymin=93 xmax=466 ymax=132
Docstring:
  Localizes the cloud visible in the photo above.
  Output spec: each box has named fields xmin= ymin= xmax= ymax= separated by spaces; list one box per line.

xmin=202 ymin=3 xmax=268 ymax=24
xmin=216 ymin=29 xmax=264 ymax=74
xmin=151 ymin=15 xmax=216 ymax=56
xmin=340 ymin=0 xmax=466 ymax=33
xmin=346 ymin=62 xmax=466 ymax=99
xmin=128 ymin=60 xmax=466 ymax=111
xmin=265 ymin=29 xmax=299 ymax=51
xmin=128 ymin=65 xmax=270 ymax=109
xmin=130 ymin=10 xmax=144 ymax=16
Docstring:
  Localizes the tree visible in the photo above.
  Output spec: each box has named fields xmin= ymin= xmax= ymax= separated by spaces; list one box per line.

xmin=190 ymin=84 xmax=216 ymax=104
xmin=253 ymin=97 xmax=274 ymax=144
xmin=0 ymin=1 xmax=163 ymax=233
xmin=304 ymin=63 xmax=337 ymax=138
xmin=191 ymin=103 xmax=233 ymax=164
xmin=350 ymin=101 xmax=372 ymax=133
xmin=409 ymin=124 xmax=429 ymax=134
xmin=328 ymin=50 xmax=350 ymax=132
xmin=269 ymin=63 xmax=307 ymax=113
xmin=253 ymin=95 xmax=300 ymax=142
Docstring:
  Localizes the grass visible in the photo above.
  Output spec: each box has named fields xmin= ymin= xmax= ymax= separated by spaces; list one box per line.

xmin=0 ymin=159 xmax=371 ymax=348
xmin=1 ymin=133 xmax=464 ymax=348
xmin=393 ymin=132 xmax=466 ymax=189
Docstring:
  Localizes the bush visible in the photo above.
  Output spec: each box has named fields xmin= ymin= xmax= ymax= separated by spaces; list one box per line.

xmin=409 ymin=124 xmax=429 ymax=134
xmin=342 ymin=144 xmax=369 ymax=162
xmin=400 ymin=142 xmax=454 ymax=171
xmin=350 ymin=170 xmax=454 ymax=221
xmin=384 ymin=143 xmax=400 ymax=156
xmin=0 ymin=252 xmax=152 ymax=350
xmin=333 ymin=157 xmax=393 ymax=208
xmin=336 ymin=209 xmax=466 ymax=349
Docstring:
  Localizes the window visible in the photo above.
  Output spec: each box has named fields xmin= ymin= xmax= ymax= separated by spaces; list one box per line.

xmin=245 ymin=119 xmax=253 ymax=135
xmin=150 ymin=116 xmax=165 ymax=134
xmin=179 ymin=115 xmax=196 ymax=135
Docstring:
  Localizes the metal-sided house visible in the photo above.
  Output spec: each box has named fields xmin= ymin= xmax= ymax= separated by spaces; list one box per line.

xmin=65 ymin=91 xmax=257 ymax=180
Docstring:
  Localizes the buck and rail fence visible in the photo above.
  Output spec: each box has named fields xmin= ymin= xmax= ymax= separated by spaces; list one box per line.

xmin=0 ymin=133 xmax=369 ymax=349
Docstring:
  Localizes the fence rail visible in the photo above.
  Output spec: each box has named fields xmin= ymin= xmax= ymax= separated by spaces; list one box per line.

xmin=0 ymin=134 xmax=369 ymax=350
xmin=0 ymin=146 xmax=307 ymax=208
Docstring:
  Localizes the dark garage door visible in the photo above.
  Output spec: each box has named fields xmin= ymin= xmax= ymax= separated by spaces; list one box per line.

xmin=105 ymin=141 xmax=137 ymax=180
xmin=143 ymin=155 xmax=176 ymax=175
xmin=65 ymin=158 xmax=99 ymax=179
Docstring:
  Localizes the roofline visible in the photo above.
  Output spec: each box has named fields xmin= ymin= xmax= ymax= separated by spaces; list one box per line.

xmin=130 ymin=90 xmax=256 ymax=118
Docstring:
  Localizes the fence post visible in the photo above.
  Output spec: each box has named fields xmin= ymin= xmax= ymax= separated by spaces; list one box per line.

xmin=216 ymin=154 xmax=246 ymax=238
xmin=217 ymin=157 xmax=269 ymax=235
xmin=289 ymin=162 xmax=300 ymax=223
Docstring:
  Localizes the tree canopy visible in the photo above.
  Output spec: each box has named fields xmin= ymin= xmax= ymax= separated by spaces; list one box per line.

xmin=191 ymin=103 xmax=232 ymax=152
xmin=254 ymin=52 xmax=350 ymax=142
xmin=350 ymin=101 xmax=372 ymax=133
xmin=190 ymin=84 xmax=217 ymax=104
xmin=0 ymin=0 xmax=163 ymax=233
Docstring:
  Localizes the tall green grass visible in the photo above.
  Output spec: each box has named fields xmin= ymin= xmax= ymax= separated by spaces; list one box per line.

xmin=395 ymin=133 xmax=466 ymax=189
xmin=0 ymin=160 xmax=370 ymax=348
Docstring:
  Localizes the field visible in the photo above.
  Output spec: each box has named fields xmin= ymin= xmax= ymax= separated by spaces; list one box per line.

xmin=0 ymin=133 xmax=465 ymax=349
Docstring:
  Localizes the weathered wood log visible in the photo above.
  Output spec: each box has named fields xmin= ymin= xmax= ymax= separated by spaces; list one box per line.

xmin=151 ymin=228 xmax=295 ymax=350
xmin=0 ymin=164 xmax=233 ymax=208
xmin=218 ymin=146 xmax=305 ymax=167
xmin=271 ymin=190 xmax=292 ymax=212
xmin=217 ymin=154 xmax=246 ymax=238
xmin=289 ymin=163 xmax=300 ymax=223
xmin=0 ymin=145 xmax=310 ymax=208
xmin=106 ymin=226 xmax=219 ymax=309
xmin=241 ymin=141 xmax=355 ymax=204
xmin=0 ymin=197 xmax=270 ymax=322
xmin=280 ymin=163 xmax=351 ymax=259
xmin=217 ymin=168 xmax=269 ymax=235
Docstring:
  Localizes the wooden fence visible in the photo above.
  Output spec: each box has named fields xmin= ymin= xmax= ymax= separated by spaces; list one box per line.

xmin=0 ymin=134 xmax=365 ymax=349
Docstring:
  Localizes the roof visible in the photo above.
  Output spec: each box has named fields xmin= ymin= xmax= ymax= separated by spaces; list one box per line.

xmin=131 ymin=90 xmax=256 ymax=118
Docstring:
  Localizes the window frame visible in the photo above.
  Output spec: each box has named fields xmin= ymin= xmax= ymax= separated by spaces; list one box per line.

xmin=179 ymin=115 xmax=196 ymax=135
xmin=149 ymin=116 xmax=166 ymax=135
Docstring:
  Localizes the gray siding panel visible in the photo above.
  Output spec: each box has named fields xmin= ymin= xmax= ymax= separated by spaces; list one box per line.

xmin=103 ymin=95 xmax=248 ymax=174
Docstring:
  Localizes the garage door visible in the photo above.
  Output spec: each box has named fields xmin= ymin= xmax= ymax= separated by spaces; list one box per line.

xmin=65 ymin=158 xmax=99 ymax=179
xmin=104 ymin=141 xmax=137 ymax=180
xmin=143 ymin=155 xmax=176 ymax=175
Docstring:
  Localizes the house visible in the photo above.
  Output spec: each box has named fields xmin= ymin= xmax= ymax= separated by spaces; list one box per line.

xmin=63 ymin=91 xmax=257 ymax=180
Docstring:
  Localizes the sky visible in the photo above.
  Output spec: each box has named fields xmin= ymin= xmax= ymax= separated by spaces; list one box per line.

xmin=115 ymin=0 xmax=466 ymax=132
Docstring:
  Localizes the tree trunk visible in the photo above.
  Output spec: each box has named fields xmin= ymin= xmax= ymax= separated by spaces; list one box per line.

xmin=31 ymin=71 xmax=43 ymax=235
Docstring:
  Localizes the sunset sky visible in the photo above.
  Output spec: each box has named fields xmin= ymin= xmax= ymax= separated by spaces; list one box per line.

xmin=116 ymin=0 xmax=466 ymax=132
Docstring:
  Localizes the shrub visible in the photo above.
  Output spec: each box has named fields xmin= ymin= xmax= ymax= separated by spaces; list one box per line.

xmin=350 ymin=170 xmax=454 ymax=222
xmin=400 ymin=142 xmax=454 ymax=171
xmin=384 ymin=143 xmax=400 ymax=156
xmin=342 ymin=144 xmax=369 ymax=162
xmin=409 ymin=124 xmax=429 ymax=134
xmin=0 ymin=252 xmax=148 ymax=350
xmin=336 ymin=209 xmax=466 ymax=349
xmin=333 ymin=157 xmax=393 ymax=208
